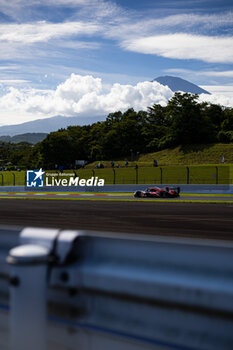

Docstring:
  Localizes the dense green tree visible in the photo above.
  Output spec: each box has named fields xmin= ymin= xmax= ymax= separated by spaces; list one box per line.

xmin=221 ymin=108 xmax=233 ymax=131
xmin=143 ymin=104 xmax=170 ymax=151
xmin=0 ymin=141 xmax=33 ymax=168
xmin=166 ymin=93 xmax=214 ymax=145
xmin=40 ymin=130 xmax=73 ymax=168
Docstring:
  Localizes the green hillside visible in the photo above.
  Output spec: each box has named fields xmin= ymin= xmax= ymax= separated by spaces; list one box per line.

xmin=139 ymin=143 xmax=233 ymax=166
xmin=1 ymin=144 xmax=233 ymax=186
xmin=87 ymin=143 xmax=233 ymax=168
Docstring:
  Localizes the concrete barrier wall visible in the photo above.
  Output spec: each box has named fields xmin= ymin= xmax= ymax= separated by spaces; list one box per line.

xmin=0 ymin=184 xmax=233 ymax=193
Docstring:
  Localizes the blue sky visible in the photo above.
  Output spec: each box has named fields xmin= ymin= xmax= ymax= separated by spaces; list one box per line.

xmin=0 ymin=0 xmax=232 ymax=125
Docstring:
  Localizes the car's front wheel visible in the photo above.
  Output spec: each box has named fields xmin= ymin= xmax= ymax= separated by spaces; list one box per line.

xmin=134 ymin=191 xmax=142 ymax=198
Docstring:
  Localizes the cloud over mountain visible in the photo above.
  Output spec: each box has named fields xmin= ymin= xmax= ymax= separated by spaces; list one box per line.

xmin=0 ymin=73 xmax=232 ymax=127
xmin=0 ymin=74 xmax=173 ymax=125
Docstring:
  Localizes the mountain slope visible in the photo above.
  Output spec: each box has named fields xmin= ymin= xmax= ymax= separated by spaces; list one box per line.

xmin=0 ymin=133 xmax=47 ymax=144
xmin=154 ymin=76 xmax=210 ymax=95
xmin=0 ymin=115 xmax=105 ymax=136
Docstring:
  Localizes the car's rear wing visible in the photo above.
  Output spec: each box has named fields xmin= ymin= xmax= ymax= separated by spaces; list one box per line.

xmin=169 ymin=186 xmax=180 ymax=193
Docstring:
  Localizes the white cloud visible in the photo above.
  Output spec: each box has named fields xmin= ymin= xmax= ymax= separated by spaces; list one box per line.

xmin=150 ymin=13 xmax=233 ymax=30
xmin=121 ymin=34 xmax=233 ymax=63
xmin=0 ymin=74 xmax=173 ymax=125
xmin=0 ymin=0 xmax=106 ymax=9
xmin=199 ymin=92 xmax=233 ymax=107
xmin=0 ymin=79 xmax=30 ymax=84
xmin=166 ymin=68 xmax=233 ymax=78
xmin=55 ymin=40 xmax=101 ymax=50
xmin=0 ymin=65 xmax=19 ymax=70
xmin=200 ymin=85 xmax=233 ymax=98
xmin=0 ymin=0 xmax=123 ymax=23
xmin=106 ymin=12 xmax=233 ymax=42
xmin=200 ymin=71 xmax=233 ymax=78
xmin=0 ymin=21 xmax=100 ymax=44
xmin=55 ymin=74 xmax=102 ymax=101
xmin=0 ymin=22 xmax=101 ymax=62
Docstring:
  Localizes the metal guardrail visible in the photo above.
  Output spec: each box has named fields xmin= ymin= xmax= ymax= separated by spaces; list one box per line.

xmin=0 ymin=226 xmax=233 ymax=349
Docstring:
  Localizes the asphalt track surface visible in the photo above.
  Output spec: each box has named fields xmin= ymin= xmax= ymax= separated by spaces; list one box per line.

xmin=0 ymin=193 xmax=233 ymax=240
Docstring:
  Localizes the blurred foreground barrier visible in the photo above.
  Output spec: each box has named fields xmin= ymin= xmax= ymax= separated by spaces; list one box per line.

xmin=0 ymin=226 xmax=233 ymax=350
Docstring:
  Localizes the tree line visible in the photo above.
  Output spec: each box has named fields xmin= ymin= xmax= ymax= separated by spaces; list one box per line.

xmin=1 ymin=93 xmax=233 ymax=169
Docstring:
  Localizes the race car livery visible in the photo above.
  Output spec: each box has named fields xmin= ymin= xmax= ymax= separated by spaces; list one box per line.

xmin=134 ymin=186 xmax=180 ymax=198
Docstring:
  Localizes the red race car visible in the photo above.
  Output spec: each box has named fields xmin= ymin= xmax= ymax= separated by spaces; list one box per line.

xmin=134 ymin=186 xmax=180 ymax=198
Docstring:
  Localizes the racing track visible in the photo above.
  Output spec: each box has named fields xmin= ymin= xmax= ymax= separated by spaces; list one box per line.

xmin=0 ymin=192 xmax=233 ymax=201
xmin=0 ymin=197 xmax=233 ymax=240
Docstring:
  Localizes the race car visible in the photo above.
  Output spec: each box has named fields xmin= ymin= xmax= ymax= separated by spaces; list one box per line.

xmin=134 ymin=186 xmax=180 ymax=198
